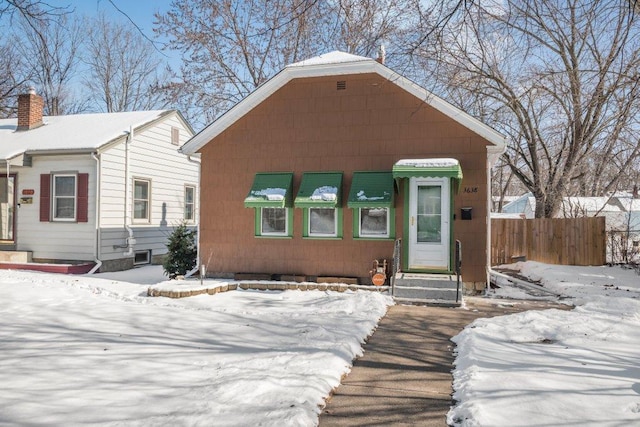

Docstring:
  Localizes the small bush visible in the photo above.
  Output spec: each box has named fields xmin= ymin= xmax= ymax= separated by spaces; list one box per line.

xmin=163 ymin=222 xmax=197 ymax=279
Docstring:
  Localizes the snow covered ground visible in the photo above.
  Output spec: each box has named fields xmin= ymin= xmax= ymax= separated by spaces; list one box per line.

xmin=0 ymin=266 xmax=392 ymax=426
xmin=3 ymin=262 xmax=639 ymax=426
xmin=448 ymin=262 xmax=640 ymax=426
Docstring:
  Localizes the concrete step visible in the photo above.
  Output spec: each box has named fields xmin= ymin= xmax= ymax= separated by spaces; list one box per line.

xmin=392 ymin=296 xmax=461 ymax=307
xmin=392 ymin=272 xmax=462 ymax=305
xmin=0 ymin=251 xmax=32 ymax=263
xmin=393 ymin=286 xmax=459 ymax=301
xmin=393 ymin=272 xmax=459 ymax=289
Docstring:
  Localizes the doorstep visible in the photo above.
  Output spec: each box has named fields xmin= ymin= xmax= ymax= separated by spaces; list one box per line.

xmin=0 ymin=261 xmax=96 ymax=275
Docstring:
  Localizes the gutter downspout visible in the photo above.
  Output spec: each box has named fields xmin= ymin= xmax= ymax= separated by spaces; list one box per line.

xmin=88 ymin=152 xmax=103 ymax=274
xmin=486 ymin=140 xmax=508 ymax=295
xmin=123 ymin=126 xmax=135 ymax=257
xmin=184 ymin=154 xmax=201 ymax=278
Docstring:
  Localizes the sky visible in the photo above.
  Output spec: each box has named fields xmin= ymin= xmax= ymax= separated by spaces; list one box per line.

xmin=64 ymin=0 xmax=172 ymax=37
xmin=63 ymin=0 xmax=176 ymax=59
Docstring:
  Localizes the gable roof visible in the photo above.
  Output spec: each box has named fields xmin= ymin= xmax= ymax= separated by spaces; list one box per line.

xmin=0 ymin=110 xmax=187 ymax=161
xmin=181 ymin=50 xmax=508 ymax=155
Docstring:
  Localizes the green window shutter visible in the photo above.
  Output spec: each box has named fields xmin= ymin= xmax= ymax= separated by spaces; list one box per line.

xmin=347 ymin=171 xmax=394 ymax=208
xmin=244 ymin=172 xmax=294 ymax=208
xmin=294 ymin=172 xmax=342 ymax=208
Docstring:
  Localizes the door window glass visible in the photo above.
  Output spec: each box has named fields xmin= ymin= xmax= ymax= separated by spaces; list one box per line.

xmin=417 ymin=185 xmax=441 ymax=243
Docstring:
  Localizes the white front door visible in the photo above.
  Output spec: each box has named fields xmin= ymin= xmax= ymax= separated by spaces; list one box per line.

xmin=408 ymin=177 xmax=450 ymax=270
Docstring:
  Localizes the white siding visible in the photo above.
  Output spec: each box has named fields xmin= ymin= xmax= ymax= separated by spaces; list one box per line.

xmin=98 ymin=113 xmax=198 ymax=261
xmin=13 ymin=155 xmax=97 ymax=261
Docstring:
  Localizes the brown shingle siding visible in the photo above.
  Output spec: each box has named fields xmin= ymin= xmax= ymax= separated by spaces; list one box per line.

xmin=200 ymin=73 xmax=491 ymax=283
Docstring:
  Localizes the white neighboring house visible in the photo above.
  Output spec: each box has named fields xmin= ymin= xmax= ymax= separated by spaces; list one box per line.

xmin=500 ymin=192 xmax=637 ymax=228
xmin=0 ymin=90 xmax=198 ymax=273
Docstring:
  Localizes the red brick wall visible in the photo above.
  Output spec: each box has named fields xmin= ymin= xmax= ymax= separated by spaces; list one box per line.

xmin=199 ymin=73 xmax=492 ymax=284
xmin=17 ymin=92 xmax=44 ymax=130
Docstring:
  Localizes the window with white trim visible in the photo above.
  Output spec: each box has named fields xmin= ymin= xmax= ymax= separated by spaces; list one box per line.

xmin=184 ymin=185 xmax=195 ymax=221
xmin=133 ymin=179 xmax=150 ymax=221
xmin=359 ymin=207 xmax=390 ymax=238
xmin=260 ymin=207 xmax=288 ymax=236
xmin=308 ymin=207 xmax=338 ymax=237
xmin=134 ymin=250 xmax=151 ymax=265
xmin=52 ymin=174 xmax=76 ymax=221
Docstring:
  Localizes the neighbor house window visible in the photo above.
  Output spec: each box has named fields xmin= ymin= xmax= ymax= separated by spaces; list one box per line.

xmin=52 ymin=174 xmax=76 ymax=221
xmin=184 ymin=185 xmax=195 ymax=221
xmin=134 ymin=250 xmax=151 ymax=265
xmin=133 ymin=179 xmax=150 ymax=221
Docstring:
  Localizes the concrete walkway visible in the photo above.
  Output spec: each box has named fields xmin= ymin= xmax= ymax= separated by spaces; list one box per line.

xmin=319 ymin=297 xmax=569 ymax=427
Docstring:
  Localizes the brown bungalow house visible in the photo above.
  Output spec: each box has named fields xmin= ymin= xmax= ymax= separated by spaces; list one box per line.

xmin=180 ymin=51 xmax=507 ymax=296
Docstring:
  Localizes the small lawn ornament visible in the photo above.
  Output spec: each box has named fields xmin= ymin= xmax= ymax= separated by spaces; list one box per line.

xmin=370 ymin=259 xmax=388 ymax=286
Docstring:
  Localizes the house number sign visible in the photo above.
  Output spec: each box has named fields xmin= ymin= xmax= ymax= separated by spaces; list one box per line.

xmin=22 ymin=189 xmax=35 ymax=195
xmin=463 ymin=186 xmax=478 ymax=194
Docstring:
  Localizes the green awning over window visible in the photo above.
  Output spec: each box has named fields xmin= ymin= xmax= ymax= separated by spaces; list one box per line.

xmin=244 ymin=172 xmax=293 ymax=208
xmin=294 ymin=172 xmax=342 ymax=208
xmin=392 ymin=158 xmax=463 ymax=180
xmin=347 ymin=171 xmax=394 ymax=208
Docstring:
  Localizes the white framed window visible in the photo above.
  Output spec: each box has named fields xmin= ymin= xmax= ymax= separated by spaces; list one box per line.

xmin=52 ymin=174 xmax=76 ymax=221
xmin=134 ymin=250 xmax=151 ymax=265
xmin=133 ymin=179 xmax=151 ymax=221
xmin=359 ymin=208 xmax=390 ymax=238
xmin=260 ymin=207 xmax=288 ymax=236
xmin=184 ymin=185 xmax=195 ymax=222
xmin=308 ymin=207 xmax=338 ymax=237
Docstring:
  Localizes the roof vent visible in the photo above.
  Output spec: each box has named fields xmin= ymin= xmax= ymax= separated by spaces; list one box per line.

xmin=337 ymin=81 xmax=346 ymax=90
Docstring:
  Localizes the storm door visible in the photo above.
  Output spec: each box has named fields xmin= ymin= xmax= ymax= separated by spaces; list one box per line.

xmin=408 ymin=177 xmax=450 ymax=270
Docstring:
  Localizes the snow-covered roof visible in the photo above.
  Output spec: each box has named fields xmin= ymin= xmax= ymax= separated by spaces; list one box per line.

xmin=0 ymin=110 xmax=172 ymax=160
xmin=287 ymin=50 xmax=371 ymax=67
xmin=614 ymin=196 xmax=640 ymax=212
xmin=561 ymin=197 xmax=621 ymax=213
xmin=395 ymin=158 xmax=459 ymax=168
xmin=490 ymin=212 xmax=525 ymax=219
xmin=181 ymin=51 xmax=508 ymax=155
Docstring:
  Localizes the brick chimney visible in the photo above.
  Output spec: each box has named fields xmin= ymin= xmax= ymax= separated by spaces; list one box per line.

xmin=376 ymin=44 xmax=386 ymax=64
xmin=17 ymin=87 xmax=44 ymax=131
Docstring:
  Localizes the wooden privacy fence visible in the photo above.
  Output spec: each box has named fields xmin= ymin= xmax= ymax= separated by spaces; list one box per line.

xmin=491 ymin=217 xmax=606 ymax=266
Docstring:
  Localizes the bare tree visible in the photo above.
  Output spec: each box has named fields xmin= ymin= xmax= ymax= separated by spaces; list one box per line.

xmin=83 ymin=14 xmax=169 ymax=112
xmin=16 ymin=13 xmax=83 ymax=115
xmin=0 ymin=0 xmax=68 ymax=24
xmin=0 ymin=36 xmax=31 ymax=117
xmin=155 ymin=0 xmax=329 ymax=127
xmin=329 ymin=0 xmax=418 ymax=58
xmin=0 ymin=0 xmax=71 ymax=116
xmin=154 ymin=0 xmax=421 ymax=127
xmin=419 ymin=0 xmax=640 ymax=217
